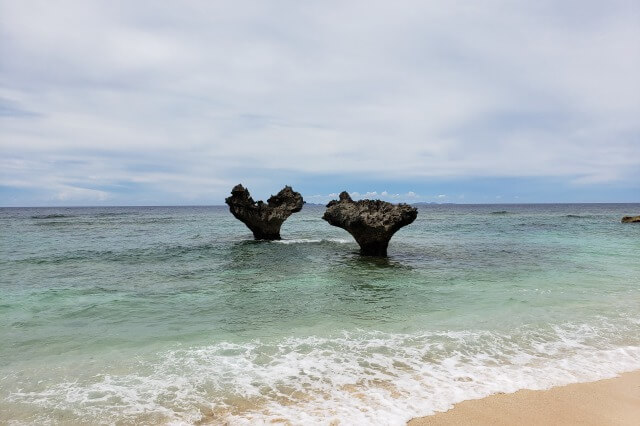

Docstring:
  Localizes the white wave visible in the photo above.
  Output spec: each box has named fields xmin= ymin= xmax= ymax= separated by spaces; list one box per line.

xmin=7 ymin=322 xmax=640 ymax=425
xmin=272 ymin=238 xmax=352 ymax=245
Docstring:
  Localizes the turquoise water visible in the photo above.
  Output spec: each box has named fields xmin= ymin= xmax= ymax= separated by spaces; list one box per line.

xmin=1 ymin=204 xmax=639 ymax=424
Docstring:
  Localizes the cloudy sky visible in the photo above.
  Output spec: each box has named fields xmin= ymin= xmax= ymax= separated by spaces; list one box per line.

xmin=1 ymin=0 xmax=639 ymax=206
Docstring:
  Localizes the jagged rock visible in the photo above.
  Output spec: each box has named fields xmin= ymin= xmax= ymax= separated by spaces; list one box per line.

xmin=225 ymin=184 xmax=304 ymax=240
xmin=322 ymin=192 xmax=418 ymax=256
xmin=621 ymin=215 xmax=640 ymax=223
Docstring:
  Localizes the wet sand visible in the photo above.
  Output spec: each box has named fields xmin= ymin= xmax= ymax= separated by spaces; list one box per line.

xmin=409 ymin=370 xmax=640 ymax=426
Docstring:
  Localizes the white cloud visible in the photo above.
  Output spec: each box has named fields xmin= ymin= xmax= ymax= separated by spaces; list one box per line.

xmin=1 ymin=0 xmax=638 ymax=204
xmin=302 ymin=190 xmax=428 ymax=204
xmin=54 ymin=186 xmax=109 ymax=202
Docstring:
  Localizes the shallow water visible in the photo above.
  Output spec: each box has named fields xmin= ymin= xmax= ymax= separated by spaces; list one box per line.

xmin=1 ymin=204 xmax=639 ymax=424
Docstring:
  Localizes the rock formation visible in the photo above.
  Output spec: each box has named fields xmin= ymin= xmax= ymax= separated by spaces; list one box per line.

xmin=225 ymin=184 xmax=304 ymax=240
xmin=322 ymin=192 xmax=418 ymax=256
xmin=621 ymin=215 xmax=640 ymax=223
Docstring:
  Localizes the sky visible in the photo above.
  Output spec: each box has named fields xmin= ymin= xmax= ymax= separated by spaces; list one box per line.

xmin=1 ymin=0 xmax=639 ymax=206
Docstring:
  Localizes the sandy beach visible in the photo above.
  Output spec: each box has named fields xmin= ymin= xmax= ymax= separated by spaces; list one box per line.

xmin=409 ymin=370 xmax=640 ymax=426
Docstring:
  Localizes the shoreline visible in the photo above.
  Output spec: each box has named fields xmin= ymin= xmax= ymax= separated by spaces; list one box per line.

xmin=408 ymin=369 xmax=640 ymax=425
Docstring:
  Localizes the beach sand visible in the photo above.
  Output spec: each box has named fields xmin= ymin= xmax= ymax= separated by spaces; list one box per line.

xmin=409 ymin=370 xmax=640 ymax=426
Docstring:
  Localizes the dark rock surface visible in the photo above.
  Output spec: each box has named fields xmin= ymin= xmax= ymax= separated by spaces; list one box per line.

xmin=322 ymin=192 xmax=418 ymax=256
xmin=225 ymin=184 xmax=304 ymax=240
xmin=621 ymin=215 xmax=640 ymax=223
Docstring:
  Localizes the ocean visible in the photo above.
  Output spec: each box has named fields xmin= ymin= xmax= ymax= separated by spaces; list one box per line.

xmin=1 ymin=203 xmax=639 ymax=424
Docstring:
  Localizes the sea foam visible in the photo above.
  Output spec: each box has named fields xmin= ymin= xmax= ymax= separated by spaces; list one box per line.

xmin=271 ymin=238 xmax=352 ymax=245
xmin=8 ymin=320 xmax=640 ymax=425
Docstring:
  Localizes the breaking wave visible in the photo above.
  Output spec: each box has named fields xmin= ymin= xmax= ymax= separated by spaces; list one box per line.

xmin=8 ymin=320 xmax=640 ymax=425
xmin=272 ymin=238 xmax=352 ymax=245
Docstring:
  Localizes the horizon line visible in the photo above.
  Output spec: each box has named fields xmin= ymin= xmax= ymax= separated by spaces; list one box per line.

xmin=1 ymin=201 xmax=639 ymax=208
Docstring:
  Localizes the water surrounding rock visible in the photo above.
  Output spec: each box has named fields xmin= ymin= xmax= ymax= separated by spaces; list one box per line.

xmin=621 ymin=215 xmax=640 ymax=223
xmin=225 ymin=184 xmax=304 ymax=240
xmin=322 ymin=192 xmax=418 ymax=256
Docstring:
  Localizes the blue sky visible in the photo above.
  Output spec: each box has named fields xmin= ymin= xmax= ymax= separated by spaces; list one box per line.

xmin=1 ymin=0 xmax=639 ymax=206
